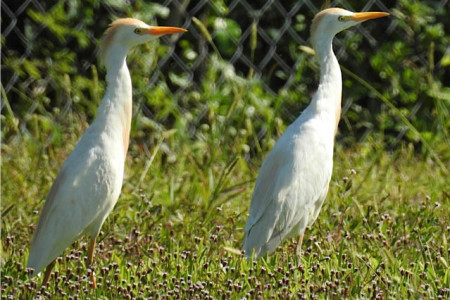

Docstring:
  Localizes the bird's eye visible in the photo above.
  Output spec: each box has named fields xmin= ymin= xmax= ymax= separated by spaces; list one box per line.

xmin=338 ymin=16 xmax=345 ymax=22
xmin=134 ymin=28 xmax=142 ymax=34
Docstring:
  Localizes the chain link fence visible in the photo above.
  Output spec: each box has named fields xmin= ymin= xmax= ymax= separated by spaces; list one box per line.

xmin=2 ymin=0 xmax=448 ymax=146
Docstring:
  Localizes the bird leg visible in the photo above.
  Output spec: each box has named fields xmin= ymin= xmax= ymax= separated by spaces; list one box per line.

xmin=41 ymin=259 xmax=56 ymax=287
xmin=296 ymin=233 xmax=304 ymax=257
xmin=87 ymin=237 xmax=97 ymax=289
xmin=334 ymin=213 xmax=344 ymax=243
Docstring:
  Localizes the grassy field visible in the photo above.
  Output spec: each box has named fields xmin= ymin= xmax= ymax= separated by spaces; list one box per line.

xmin=1 ymin=1 xmax=449 ymax=297
xmin=1 ymin=105 xmax=448 ymax=298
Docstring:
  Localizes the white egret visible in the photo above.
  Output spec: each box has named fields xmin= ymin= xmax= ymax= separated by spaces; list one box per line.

xmin=27 ymin=18 xmax=187 ymax=287
xmin=243 ymin=8 xmax=389 ymax=258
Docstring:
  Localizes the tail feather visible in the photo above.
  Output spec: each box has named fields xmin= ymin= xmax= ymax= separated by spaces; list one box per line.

xmin=243 ymin=228 xmax=284 ymax=258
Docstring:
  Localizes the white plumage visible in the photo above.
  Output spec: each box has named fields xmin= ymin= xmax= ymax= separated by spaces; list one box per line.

xmin=27 ymin=18 xmax=186 ymax=286
xmin=243 ymin=8 xmax=389 ymax=258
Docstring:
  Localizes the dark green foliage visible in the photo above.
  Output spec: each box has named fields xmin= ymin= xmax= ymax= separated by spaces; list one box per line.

xmin=2 ymin=0 xmax=449 ymax=153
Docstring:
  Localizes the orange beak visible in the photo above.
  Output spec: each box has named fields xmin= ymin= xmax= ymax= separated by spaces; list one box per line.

xmin=351 ymin=12 xmax=389 ymax=21
xmin=147 ymin=26 xmax=187 ymax=35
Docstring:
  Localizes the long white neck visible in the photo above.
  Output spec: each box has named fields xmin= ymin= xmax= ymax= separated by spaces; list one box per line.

xmin=310 ymin=33 xmax=342 ymax=135
xmin=95 ymin=45 xmax=132 ymax=158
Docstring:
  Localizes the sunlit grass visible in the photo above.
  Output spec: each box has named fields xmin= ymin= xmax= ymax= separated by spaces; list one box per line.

xmin=1 ymin=107 xmax=448 ymax=298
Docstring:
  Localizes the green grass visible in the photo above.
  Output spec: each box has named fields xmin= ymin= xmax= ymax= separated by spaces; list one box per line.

xmin=1 ymin=106 xmax=448 ymax=298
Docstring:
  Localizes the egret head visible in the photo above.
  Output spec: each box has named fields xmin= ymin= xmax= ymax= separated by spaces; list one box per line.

xmin=101 ymin=18 xmax=187 ymax=60
xmin=311 ymin=8 xmax=388 ymax=48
